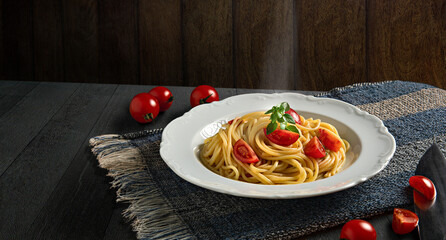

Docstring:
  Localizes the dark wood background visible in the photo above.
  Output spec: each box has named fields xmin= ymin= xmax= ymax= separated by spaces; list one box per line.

xmin=1 ymin=0 xmax=445 ymax=91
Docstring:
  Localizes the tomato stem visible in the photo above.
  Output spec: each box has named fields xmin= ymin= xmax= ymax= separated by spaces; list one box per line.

xmin=200 ymin=93 xmax=213 ymax=104
xmin=143 ymin=113 xmax=154 ymax=121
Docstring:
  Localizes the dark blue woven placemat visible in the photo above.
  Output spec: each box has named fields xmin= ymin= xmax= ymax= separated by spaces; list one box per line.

xmin=91 ymin=81 xmax=446 ymax=240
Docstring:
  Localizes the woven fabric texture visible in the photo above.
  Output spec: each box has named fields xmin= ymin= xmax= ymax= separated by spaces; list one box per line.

xmin=91 ymin=81 xmax=446 ymax=240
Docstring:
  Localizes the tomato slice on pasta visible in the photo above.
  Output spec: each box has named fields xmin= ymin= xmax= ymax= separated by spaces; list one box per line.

xmin=318 ymin=128 xmax=342 ymax=151
xmin=263 ymin=128 xmax=300 ymax=146
xmin=285 ymin=108 xmax=302 ymax=125
xmin=233 ymin=139 xmax=260 ymax=163
xmin=304 ymin=136 xmax=326 ymax=158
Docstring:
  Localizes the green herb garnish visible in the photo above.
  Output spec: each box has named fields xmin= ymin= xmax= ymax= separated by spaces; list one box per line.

xmin=265 ymin=102 xmax=299 ymax=135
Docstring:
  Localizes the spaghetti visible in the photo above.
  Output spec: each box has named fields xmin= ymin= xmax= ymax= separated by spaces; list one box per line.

xmin=199 ymin=110 xmax=350 ymax=185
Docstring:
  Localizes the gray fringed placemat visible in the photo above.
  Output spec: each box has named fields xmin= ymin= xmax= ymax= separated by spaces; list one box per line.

xmin=90 ymin=81 xmax=446 ymax=240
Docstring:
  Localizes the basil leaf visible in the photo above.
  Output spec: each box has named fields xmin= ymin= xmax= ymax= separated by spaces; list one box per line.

xmin=280 ymin=122 xmax=287 ymax=130
xmin=270 ymin=113 xmax=278 ymax=123
xmin=266 ymin=122 xmax=277 ymax=135
xmin=281 ymin=102 xmax=290 ymax=112
xmin=265 ymin=102 xmax=295 ymax=135
xmin=265 ymin=109 xmax=273 ymax=114
xmin=284 ymin=113 xmax=295 ymax=124
xmin=285 ymin=125 xmax=300 ymax=134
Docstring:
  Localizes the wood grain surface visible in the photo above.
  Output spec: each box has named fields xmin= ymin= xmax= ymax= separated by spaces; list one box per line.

xmin=99 ymin=0 xmax=139 ymax=84
xmin=0 ymin=0 xmax=3 ymax=80
xmin=235 ymin=0 xmax=294 ymax=89
xmin=297 ymin=0 xmax=367 ymax=90
xmin=2 ymin=0 xmax=34 ymax=81
xmin=0 ymin=0 xmax=444 ymax=90
xmin=62 ymin=0 xmax=99 ymax=83
xmin=368 ymin=0 xmax=446 ymax=88
xmin=139 ymin=0 xmax=183 ymax=86
xmin=183 ymin=0 xmax=233 ymax=87
xmin=33 ymin=0 xmax=64 ymax=82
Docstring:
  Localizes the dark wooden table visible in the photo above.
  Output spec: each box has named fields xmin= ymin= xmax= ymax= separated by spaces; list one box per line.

xmin=0 ymin=81 xmax=419 ymax=239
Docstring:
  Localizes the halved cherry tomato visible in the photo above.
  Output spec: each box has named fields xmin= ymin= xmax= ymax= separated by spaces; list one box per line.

xmin=263 ymin=128 xmax=300 ymax=146
xmin=190 ymin=85 xmax=219 ymax=107
xmin=304 ymin=136 xmax=326 ymax=158
xmin=318 ymin=128 xmax=343 ymax=151
xmin=340 ymin=219 xmax=377 ymax=240
xmin=413 ymin=189 xmax=435 ymax=210
xmin=233 ymin=139 xmax=259 ymax=163
xmin=129 ymin=93 xmax=160 ymax=123
xmin=285 ymin=108 xmax=302 ymax=125
xmin=409 ymin=175 xmax=436 ymax=200
xmin=392 ymin=208 xmax=419 ymax=235
xmin=148 ymin=86 xmax=173 ymax=112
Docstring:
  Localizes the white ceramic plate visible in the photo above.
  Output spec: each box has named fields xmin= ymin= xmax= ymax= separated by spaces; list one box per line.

xmin=160 ymin=93 xmax=396 ymax=199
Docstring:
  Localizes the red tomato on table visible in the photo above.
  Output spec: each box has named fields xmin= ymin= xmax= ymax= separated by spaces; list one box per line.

xmin=318 ymin=128 xmax=343 ymax=151
xmin=392 ymin=208 xmax=419 ymax=235
xmin=413 ymin=189 xmax=435 ymax=210
xmin=263 ymin=128 xmax=300 ymax=146
xmin=340 ymin=219 xmax=377 ymax=240
xmin=190 ymin=85 xmax=219 ymax=107
xmin=148 ymin=86 xmax=173 ymax=112
xmin=129 ymin=93 xmax=160 ymax=123
xmin=409 ymin=175 xmax=436 ymax=200
xmin=233 ymin=139 xmax=259 ymax=163
xmin=304 ymin=136 xmax=326 ymax=158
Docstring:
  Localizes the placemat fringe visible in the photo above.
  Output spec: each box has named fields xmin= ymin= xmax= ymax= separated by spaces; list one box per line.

xmin=90 ymin=134 xmax=193 ymax=240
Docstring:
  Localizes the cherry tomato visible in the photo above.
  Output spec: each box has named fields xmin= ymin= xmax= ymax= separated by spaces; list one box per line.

xmin=233 ymin=139 xmax=259 ymax=163
xmin=413 ymin=189 xmax=435 ymax=210
xmin=304 ymin=136 xmax=326 ymax=158
xmin=409 ymin=175 xmax=436 ymax=200
xmin=190 ymin=85 xmax=219 ymax=107
xmin=129 ymin=93 xmax=160 ymax=123
xmin=318 ymin=128 xmax=343 ymax=151
xmin=340 ymin=219 xmax=377 ymax=240
xmin=392 ymin=208 xmax=419 ymax=235
xmin=263 ymin=128 xmax=300 ymax=146
xmin=148 ymin=86 xmax=173 ymax=112
xmin=285 ymin=108 xmax=302 ymax=125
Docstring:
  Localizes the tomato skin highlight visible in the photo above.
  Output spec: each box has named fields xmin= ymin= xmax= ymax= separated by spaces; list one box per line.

xmin=340 ymin=219 xmax=377 ymax=240
xmin=263 ymin=128 xmax=300 ymax=146
xmin=148 ymin=86 xmax=173 ymax=112
xmin=233 ymin=139 xmax=259 ymax=163
xmin=392 ymin=208 xmax=419 ymax=235
xmin=129 ymin=93 xmax=160 ymax=123
xmin=285 ymin=108 xmax=302 ymax=125
xmin=190 ymin=85 xmax=219 ymax=107
xmin=409 ymin=175 xmax=436 ymax=200
xmin=318 ymin=128 xmax=342 ymax=151
xmin=304 ymin=136 xmax=326 ymax=158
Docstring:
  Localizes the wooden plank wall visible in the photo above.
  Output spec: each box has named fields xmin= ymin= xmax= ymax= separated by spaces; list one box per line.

xmin=0 ymin=0 xmax=445 ymax=91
